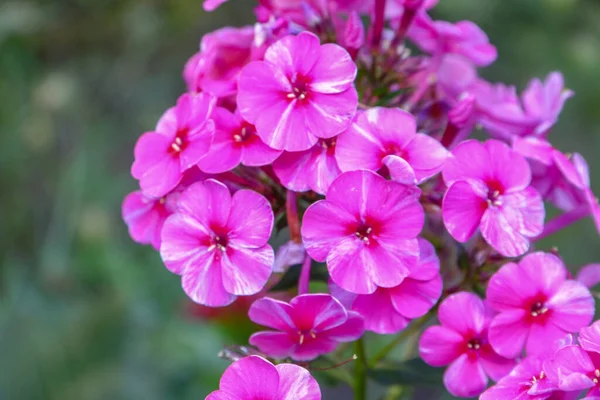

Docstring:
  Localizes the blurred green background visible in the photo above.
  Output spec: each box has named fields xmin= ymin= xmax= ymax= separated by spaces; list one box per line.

xmin=1 ymin=0 xmax=599 ymax=399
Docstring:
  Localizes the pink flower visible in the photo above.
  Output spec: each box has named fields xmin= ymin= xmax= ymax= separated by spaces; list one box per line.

xmin=160 ymin=179 xmax=274 ymax=307
xmin=480 ymin=356 xmax=559 ymax=400
xmin=248 ymin=293 xmax=364 ymax=361
xmin=197 ymin=107 xmax=281 ymax=173
xmin=184 ymin=27 xmax=254 ymax=97
xmin=205 ymin=355 xmax=321 ymax=400
xmin=237 ymin=31 xmax=358 ymax=152
xmin=131 ymin=93 xmax=216 ymax=197
xmin=545 ymin=326 xmax=600 ymax=398
xmin=419 ymin=292 xmax=515 ymax=398
xmin=330 ymin=238 xmax=442 ymax=334
xmin=408 ymin=15 xmax=497 ymax=67
xmin=442 ymin=139 xmax=545 ymax=257
xmin=335 ymin=107 xmax=448 ymax=184
xmin=122 ymin=190 xmax=178 ymax=250
xmin=301 ymin=170 xmax=424 ymax=294
xmin=272 ymin=137 xmax=341 ymax=195
xmin=486 ymin=252 xmax=595 ymax=358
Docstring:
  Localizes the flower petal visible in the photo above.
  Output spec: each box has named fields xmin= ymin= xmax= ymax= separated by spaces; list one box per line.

xmin=290 ymin=294 xmax=348 ymax=331
xmin=249 ymin=331 xmax=297 ymax=359
xmin=443 ymin=354 xmax=488 ymax=398
xmin=480 ymin=206 xmax=531 ymax=257
xmin=547 ymin=280 xmax=594 ymax=333
xmin=219 ymin=356 xmax=280 ymax=399
xmin=220 ymin=244 xmax=273 ymax=296
xmin=248 ymin=297 xmax=296 ymax=332
xmin=322 ymin=311 xmax=364 ymax=342
xmin=419 ymin=326 xmax=464 ymax=367
xmin=438 ymin=292 xmax=486 ymax=336
xmin=404 ymin=133 xmax=449 ymax=182
xmin=160 ymin=213 xmax=212 ymax=275
xmin=276 ymin=363 xmax=321 ymax=400
xmin=181 ymin=255 xmax=234 ymax=307
xmin=309 ymin=43 xmax=357 ymax=94
xmin=488 ymin=309 xmax=530 ymax=358
xmin=228 ymin=190 xmax=274 ymax=247
xmin=390 ymin=275 xmax=442 ymax=319
xmin=178 ymin=180 xmax=231 ymax=229
xmin=579 ymin=321 xmax=600 ymax=354
xmin=442 ymin=180 xmax=486 ymax=242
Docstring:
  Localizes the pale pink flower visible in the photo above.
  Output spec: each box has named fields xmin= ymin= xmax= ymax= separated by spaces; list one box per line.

xmin=301 ymin=170 xmax=423 ymax=294
xmin=248 ymin=293 xmax=364 ymax=361
xmin=206 ymin=355 xmax=321 ymax=400
xmin=335 ymin=107 xmax=448 ymax=184
xmin=197 ymin=107 xmax=281 ymax=173
xmin=419 ymin=292 xmax=515 ymax=398
xmin=442 ymin=139 xmax=545 ymax=257
xmin=272 ymin=137 xmax=341 ymax=195
xmin=160 ymin=179 xmax=274 ymax=307
xmin=487 ymin=252 xmax=595 ymax=358
xmin=330 ymin=239 xmax=442 ymax=334
xmin=237 ymin=31 xmax=358 ymax=151
xmin=131 ymin=93 xmax=215 ymax=197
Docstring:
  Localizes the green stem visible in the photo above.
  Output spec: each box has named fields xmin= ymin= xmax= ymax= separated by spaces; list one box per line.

xmin=353 ymin=338 xmax=367 ymax=400
xmin=368 ymin=312 xmax=434 ymax=368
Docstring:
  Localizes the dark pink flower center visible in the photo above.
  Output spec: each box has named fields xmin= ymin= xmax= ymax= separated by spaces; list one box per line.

xmin=319 ymin=137 xmax=337 ymax=155
xmin=296 ymin=329 xmax=317 ymax=345
xmin=384 ymin=143 xmax=406 ymax=160
xmin=466 ymin=338 xmax=481 ymax=351
xmin=287 ymin=75 xmax=311 ymax=101
xmin=485 ymin=180 xmax=504 ymax=207
xmin=209 ymin=234 xmax=228 ymax=252
xmin=590 ymin=369 xmax=600 ymax=385
xmin=529 ymin=301 xmax=549 ymax=318
xmin=530 ymin=370 xmax=546 ymax=386
xmin=169 ymin=128 xmax=189 ymax=154
xmin=233 ymin=122 xmax=256 ymax=144
xmin=355 ymin=224 xmax=374 ymax=242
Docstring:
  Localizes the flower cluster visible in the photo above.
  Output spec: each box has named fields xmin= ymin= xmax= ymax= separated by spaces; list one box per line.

xmin=122 ymin=0 xmax=600 ymax=399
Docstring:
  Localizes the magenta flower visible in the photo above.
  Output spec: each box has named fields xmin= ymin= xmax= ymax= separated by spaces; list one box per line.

xmin=131 ymin=93 xmax=216 ymax=197
xmin=335 ymin=107 xmax=448 ymax=184
xmin=330 ymin=238 xmax=442 ymax=334
xmin=184 ymin=26 xmax=254 ymax=97
xmin=480 ymin=356 xmax=560 ymax=400
xmin=122 ymin=190 xmax=178 ymax=250
xmin=237 ymin=31 xmax=358 ymax=152
xmin=160 ymin=179 xmax=274 ymax=307
xmin=486 ymin=252 xmax=595 ymax=358
xmin=197 ymin=107 xmax=282 ymax=173
xmin=408 ymin=15 xmax=497 ymax=66
xmin=248 ymin=293 xmax=364 ymax=361
xmin=419 ymin=292 xmax=515 ymax=398
xmin=545 ymin=330 xmax=600 ymax=398
xmin=272 ymin=137 xmax=341 ymax=195
xmin=301 ymin=170 xmax=424 ymax=294
xmin=442 ymin=139 xmax=545 ymax=257
xmin=206 ymin=355 xmax=321 ymax=400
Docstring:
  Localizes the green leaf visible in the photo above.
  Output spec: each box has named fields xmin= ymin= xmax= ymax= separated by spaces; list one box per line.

xmin=367 ymin=358 xmax=444 ymax=386
xmin=268 ymin=262 xmax=329 ymax=292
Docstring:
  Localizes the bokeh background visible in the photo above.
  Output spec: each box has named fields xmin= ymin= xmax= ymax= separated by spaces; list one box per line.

xmin=1 ymin=0 xmax=599 ymax=399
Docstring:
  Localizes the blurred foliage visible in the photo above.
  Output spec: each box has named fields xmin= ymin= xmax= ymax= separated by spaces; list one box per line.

xmin=0 ymin=0 xmax=599 ymax=399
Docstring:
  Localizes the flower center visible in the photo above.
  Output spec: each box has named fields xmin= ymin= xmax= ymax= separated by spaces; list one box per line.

xmin=209 ymin=235 xmax=228 ymax=252
xmin=486 ymin=189 xmax=502 ymax=207
xmin=170 ymin=128 xmax=189 ymax=154
xmin=355 ymin=224 xmax=373 ymax=242
xmin=466 ymin=338 xmax=481 ymax=351
xmin=530 ymin=301 xmax=549 ymax=317
xmin=287 ymin=76 xmax=310 ymax=101
xmin=592 ymin=369 xmax=600 ymax=385
xmin=319 ymin=137 xmax=337 ymax=154
xmin=531 ymin=371 xmax=546 ymax=385
xmin=233 ymin=122 xmax=255 ymax=143
xmin=297 ymin=329 xmax=317 ymax=345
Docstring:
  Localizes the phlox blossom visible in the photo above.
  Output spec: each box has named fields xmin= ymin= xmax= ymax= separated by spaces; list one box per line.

xmin=301 ymin=170 xmax=423 ymax=294
xmin=486 ymin=252 xmax=595 ymax=358
xmin=160 ymin=179 xmax=274 ymax=307
xmin=419 ymin=292 xmax=515 ymax=398
xmin=237 ymin=31 xmax=358 ymax=152
xmin=205 ymin=355 xmax=321 ymax=400
xmin=131 ymin=93 xmax=215 ymax=197
xmin=248 ymin=293 xmax=364 ymax=361
xmin=335 ymin=107 xmax=448 ymax=184
xmin=442 ymin=139 xmax=545 ymax=257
